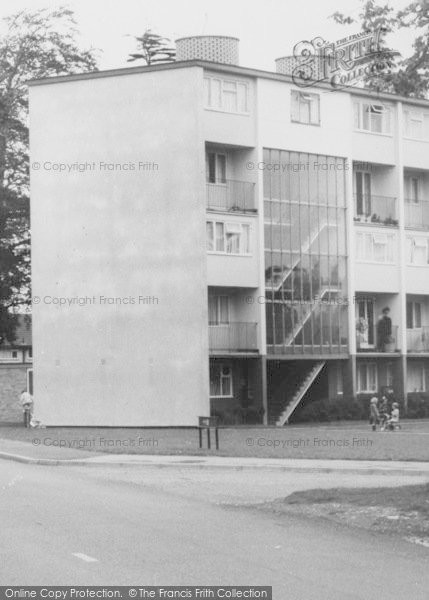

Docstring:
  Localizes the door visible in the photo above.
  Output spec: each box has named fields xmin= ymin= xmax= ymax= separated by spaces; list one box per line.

xmin=356 ymin=298 xmax=375 ymax=347
xmin=206 ymin=152 xmax=227 ymax=184
xmin=355 ymin=171 xmax=371 ymax=218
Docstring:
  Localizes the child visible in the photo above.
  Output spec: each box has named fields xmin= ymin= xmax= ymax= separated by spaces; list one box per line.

xmin=379 ymin=396 xmax=389 ymax=430
xmin=386 ymin=402 xmax=400 ymax=431
xmin=369 ymin=396 xmax=379 ymax=432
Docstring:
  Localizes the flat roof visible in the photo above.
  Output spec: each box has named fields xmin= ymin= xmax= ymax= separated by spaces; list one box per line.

xmin=28 ymin=58 xmax=429 ymax=108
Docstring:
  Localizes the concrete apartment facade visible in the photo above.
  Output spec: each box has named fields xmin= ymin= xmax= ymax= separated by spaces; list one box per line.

xmin=29 ymin=36 xmax=429 ymax=426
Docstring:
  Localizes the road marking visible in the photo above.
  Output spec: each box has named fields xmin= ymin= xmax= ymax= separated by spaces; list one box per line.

xmin=1 ymin=475 xmax=23 ymax=491
xmin=72 ymin=553 xmax=99 ymax=563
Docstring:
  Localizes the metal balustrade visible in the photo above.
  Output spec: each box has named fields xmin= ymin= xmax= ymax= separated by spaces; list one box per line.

xmin=407 ymin=327 xmax=429 ymax=352
xmin=405 ymin=199 xmax=429 ymax=230
xmin=354 ymin=194 xmax=397 ymax=225
xmin=209 ymin=322 xmax=258 ymax=352
xmin=206 ymin=180 xmax=256 ymax=212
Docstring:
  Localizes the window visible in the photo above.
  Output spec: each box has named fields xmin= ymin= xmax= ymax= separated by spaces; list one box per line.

xmin=357 ymin=362 xmax=377 ymax=393
xmin=404 ymin=175 xmax=421 ymax=203
xmin=208 ymin=296 xmax=230 ymax=325
xmin=356 ymin=232 xmax=395 ymax=263
xmin=0 ymin=349 xmax=19 ymax=362
xmin=335 ymin=363 xmax=343 ymax=395
xmin=407 ymin=363 xmax=426 ymax=392
xmin=386 ymin=363 xmax=394 ymax=387
xmin=404 ymin=109 xmax=429 ymax=140
xmin=354 ymin=101 xmax=392 ymax=134
xmin=406 ymin=236 xmax=429 ymax=265
xmin=411 ymin=178 xmax=420 ymax=203
xmin=210 ymin=363 xmax=233 ymax=397
xmin=291 ymin=91 xmax=320 ymax=125
xmin=407 ymin=301 xmax=422 ymax=329
xmin=206 ymin=152 xmax=226 ymax=184
xmin=204 ymin=77 xmax=249 ymax=113
xmin=206 ymin=220 xmax=251 ymax=255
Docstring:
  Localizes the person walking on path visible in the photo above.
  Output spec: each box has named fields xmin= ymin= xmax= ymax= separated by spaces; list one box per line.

xmin=20 ymin=389 xmax=33 ymax=428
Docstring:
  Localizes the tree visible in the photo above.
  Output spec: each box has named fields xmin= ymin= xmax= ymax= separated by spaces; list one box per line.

xmin=331 ymin=0 xmax=429 ymax=97
xmin=0 ymin=7 xmax=97 ymax=342
xmin=128 ymin=30 xmax=176 ymax=65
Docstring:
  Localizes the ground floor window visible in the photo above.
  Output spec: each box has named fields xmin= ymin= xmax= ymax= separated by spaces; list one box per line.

xmin=386 ymin=362 xmax=394 ymax=387
xmin=334 ymin=363 xmax=343 ymax=395
xmin=407 ymin=363 xmax=426 ymax=393
xmin=210 ymin=363 xmax=233 ymax=397
xmin=357 ymin=362 xmax=377 ymax=393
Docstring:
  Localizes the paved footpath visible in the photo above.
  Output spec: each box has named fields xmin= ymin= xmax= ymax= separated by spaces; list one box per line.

xmin=1 ymin=437 xmax=429 ymax=476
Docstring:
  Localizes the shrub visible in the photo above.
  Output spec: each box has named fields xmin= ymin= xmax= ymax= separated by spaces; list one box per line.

xmin=292 ymin=396 xmax=367 ymax=423
xmin=405 ymin=393 xmax=429 ymax=419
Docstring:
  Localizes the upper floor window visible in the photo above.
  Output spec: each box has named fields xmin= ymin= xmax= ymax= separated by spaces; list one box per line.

xmin=208 ymin=295 xmax=230 ymax=325
xmin=204 ymin=77 xmax=249 ymax=114
xmin=405 ymin=175 xmax=421 ymax=202
xmin=354 ymin=101 xmax=392 ymax=134
xmin=404 ymin=109 xmax=429 ymax=140
xmin=407 ymin=301 xmax=422 ymax=329
xmin=0 ymin=349 xmax=19 ymax=362
xmin=291 ymin=91 xmax=320 ymax=125
xmin=356 ymin=231 xmax=395 ymax=263
xmin=206 ymin=220 xmax=251 ymax=255
xmin=406 ymin=236 xmax=429 ymax=265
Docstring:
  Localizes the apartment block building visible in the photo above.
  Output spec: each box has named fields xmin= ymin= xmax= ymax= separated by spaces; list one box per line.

xmin=29 ymin=36 xmax=429 ymax=426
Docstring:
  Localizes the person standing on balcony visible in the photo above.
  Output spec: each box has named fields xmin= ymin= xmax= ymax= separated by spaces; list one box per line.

xmin=377 ymin=307 xmax=392 ymax=351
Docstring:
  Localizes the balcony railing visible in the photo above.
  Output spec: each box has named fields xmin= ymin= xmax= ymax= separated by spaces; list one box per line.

xmin=405 ymin=199 xmax=429 ymax=230
xmin=206 ymin=180 xmax=256 ymax=212
xmin=209 ymin=322 xmax=258 ymax=353
xmin=407 ymin=327 xmax=429 ymax=352
xmin=354 ymin=194 xmax=398 ymax=226
xmin=356 ymin=325 xmax=399 ymax=352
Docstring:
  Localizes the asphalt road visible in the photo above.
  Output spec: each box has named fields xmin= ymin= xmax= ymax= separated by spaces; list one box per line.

xmin=0 ymin=460 xmax=428 ymax=599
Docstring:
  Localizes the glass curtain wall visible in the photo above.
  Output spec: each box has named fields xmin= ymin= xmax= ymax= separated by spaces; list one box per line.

xmin=263 ymin=149 xmax=348 ymax=355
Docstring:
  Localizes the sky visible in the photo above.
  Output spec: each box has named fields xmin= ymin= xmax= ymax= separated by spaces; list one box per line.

xmin=0 ymin=0 xmax=418 ymax=71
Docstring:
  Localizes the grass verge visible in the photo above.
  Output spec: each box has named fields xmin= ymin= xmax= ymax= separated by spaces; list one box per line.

xmin=1 ymin=420 xmax=429 ymax=460
xmin=263 ymin=484 xmax=429 ymax=547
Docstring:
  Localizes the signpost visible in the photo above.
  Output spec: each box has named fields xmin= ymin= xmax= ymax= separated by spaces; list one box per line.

xmin=198 ymin=416 xmax=220 ymax=450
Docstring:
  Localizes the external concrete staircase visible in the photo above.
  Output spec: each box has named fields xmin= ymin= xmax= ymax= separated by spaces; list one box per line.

xmin=272 ymin=221 xmax=337 ymax=292
xmin=283 ymin=288 xmax=340 ymax=346
xmin=274 ymin=361 xmax=326 ymax=426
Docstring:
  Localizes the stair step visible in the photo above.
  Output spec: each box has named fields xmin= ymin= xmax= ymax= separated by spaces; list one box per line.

xmin=273 ymin=361 xmax=326 ymax=426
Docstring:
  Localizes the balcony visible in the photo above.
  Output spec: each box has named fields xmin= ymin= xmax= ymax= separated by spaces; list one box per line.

xmin=209 ymin=322 xmax=258 ymax=353
xmin=405 ymin=199 xmax=429 ymax=230
xmin=354 ymin=194 xmax=398 ymax=226
xmin=356 ymin=325 xmax=399 ymax=353
xmin=407 ymin=327 xmax=429 ymax=353
xmin=206 ymin=179 xmax=256 ymax=212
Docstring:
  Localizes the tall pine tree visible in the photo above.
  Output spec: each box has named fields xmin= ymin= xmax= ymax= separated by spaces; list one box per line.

xmin=0 ymin=8 xmax=97 ymax=342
